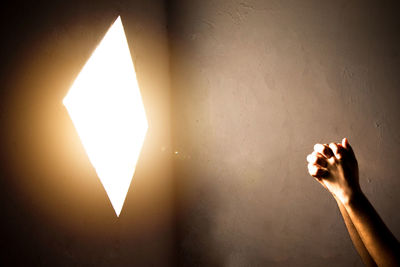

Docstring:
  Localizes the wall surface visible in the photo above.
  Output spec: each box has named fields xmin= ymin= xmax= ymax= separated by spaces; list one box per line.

xmin=1 ymin=0 xmax=400 ymax=266
xmin=0 ymin=0 xmax=174 ymax=266
xmin=169 ymin=0 xmax=400 ymax=266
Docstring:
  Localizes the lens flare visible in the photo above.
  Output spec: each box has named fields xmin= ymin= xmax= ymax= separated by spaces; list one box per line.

xmin=63 ymin=16 xmax=148 ymax=217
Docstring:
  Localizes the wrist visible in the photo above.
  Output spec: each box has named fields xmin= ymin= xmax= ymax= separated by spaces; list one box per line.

xmin=342 ymin=187 xmax=364 ymax=207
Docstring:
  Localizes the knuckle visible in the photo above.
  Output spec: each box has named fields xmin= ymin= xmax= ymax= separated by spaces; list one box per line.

xmin=313 ymin=144 xmax=321 ymax=152
xmin=329 ymin=143 xmax=337 ymax=151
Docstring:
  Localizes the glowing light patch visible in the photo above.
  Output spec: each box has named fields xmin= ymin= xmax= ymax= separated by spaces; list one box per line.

xmin=63 ymin=16 xmax=148 ymax=217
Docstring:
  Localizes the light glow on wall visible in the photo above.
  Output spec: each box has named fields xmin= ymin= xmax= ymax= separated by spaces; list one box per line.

xmin=63 ymin=16 xmax=148 ymax=217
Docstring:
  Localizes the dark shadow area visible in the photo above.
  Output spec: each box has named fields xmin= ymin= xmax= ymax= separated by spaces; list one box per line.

xmin=0 ymin=0 xmax=175 ymax=266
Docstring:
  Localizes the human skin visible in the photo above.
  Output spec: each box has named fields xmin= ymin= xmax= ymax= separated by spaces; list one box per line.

xmin=307 ymin=138 xmax=400 ymax=267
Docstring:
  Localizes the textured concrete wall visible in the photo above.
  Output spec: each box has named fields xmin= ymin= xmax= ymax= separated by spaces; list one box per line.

xmin=0 ymin=0 xmax=174 ymax=265
xmin=170 ymin=0 xmax=400 ymax=266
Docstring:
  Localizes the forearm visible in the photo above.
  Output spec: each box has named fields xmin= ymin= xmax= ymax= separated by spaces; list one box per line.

xmin=307 ymin=139 xmax=400 ymax=266
xmin=335 ymin=198 xmax=376 ymax=266
xmin=343 ymin=191 xmax=400 ymax=267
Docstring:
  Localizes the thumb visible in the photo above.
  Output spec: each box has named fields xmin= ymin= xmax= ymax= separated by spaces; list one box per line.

xmin=342 ymin=138 xmax=348 ymax=148
xmin=342 ymin=137 xmax=354 ymax=155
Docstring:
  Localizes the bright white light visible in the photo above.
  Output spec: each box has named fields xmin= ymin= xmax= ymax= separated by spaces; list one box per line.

xmin=63 ymin=16 xmax=148 ymax=217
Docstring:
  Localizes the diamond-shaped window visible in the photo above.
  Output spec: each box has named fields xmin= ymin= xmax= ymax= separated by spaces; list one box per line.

xmin=63 ymin=16 xmax=148 ymax=217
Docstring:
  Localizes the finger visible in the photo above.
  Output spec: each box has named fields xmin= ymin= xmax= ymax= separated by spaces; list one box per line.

xmin=308 ymin=163 xmax=328 ymax=178
xmin=329 ymin=143 xmax=342 ymax=160
xmin=306 ymin=152 xmax=327 ymax=167
xmin=314 ymin=143 xmax=334 ymax=158
xmin=308 ymin=164 xmax=328 ymax=178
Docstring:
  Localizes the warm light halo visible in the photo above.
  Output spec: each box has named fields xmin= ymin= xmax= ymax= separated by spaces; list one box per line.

xmin=63 ymin=16 xmax=148 ymax=217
